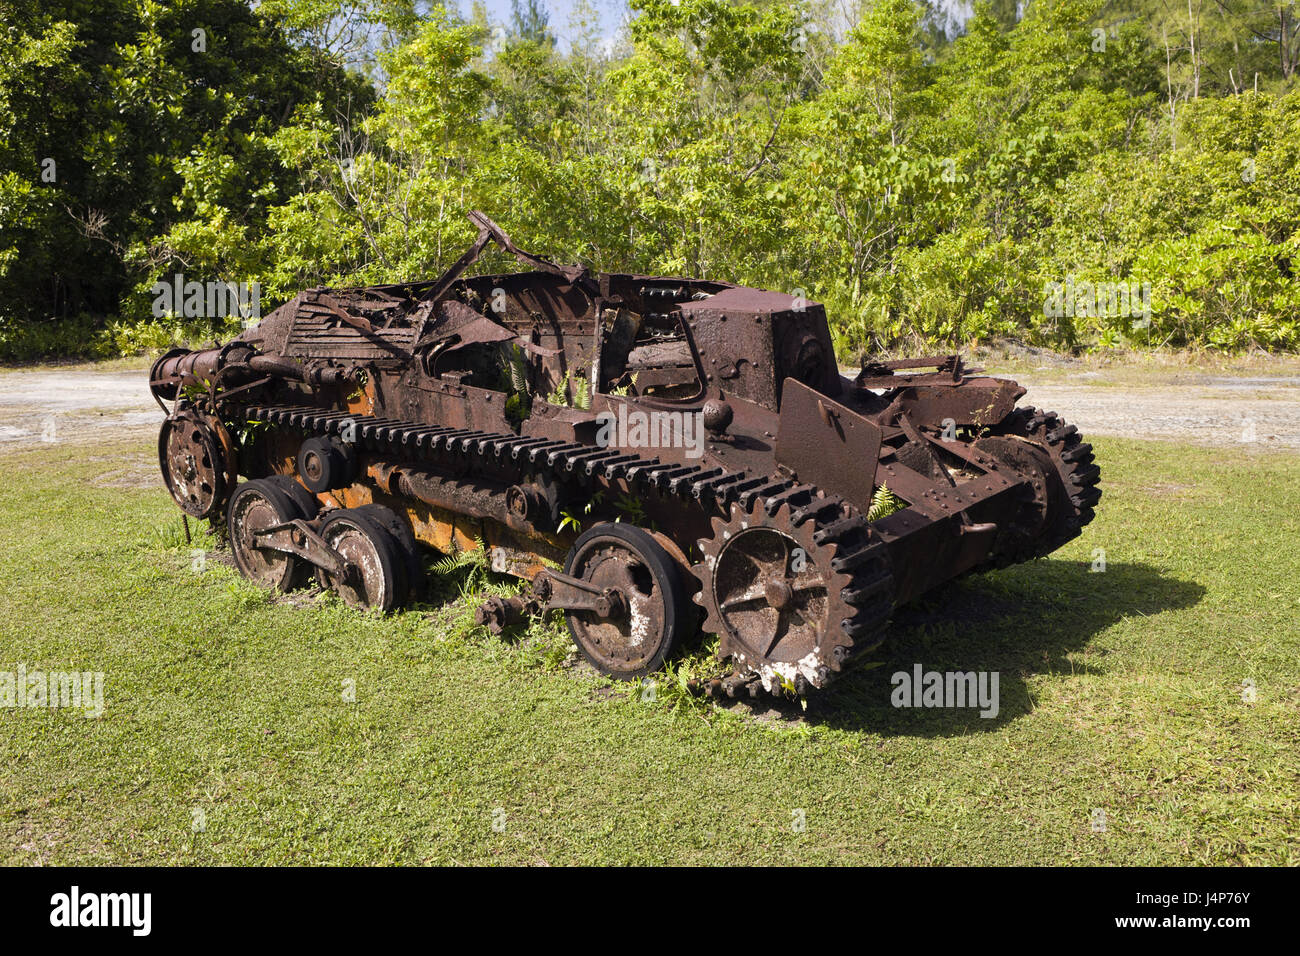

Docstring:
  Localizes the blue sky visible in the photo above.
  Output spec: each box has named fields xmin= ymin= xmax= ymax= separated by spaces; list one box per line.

xmin=466 ymin=0 xmax=632 ymax=53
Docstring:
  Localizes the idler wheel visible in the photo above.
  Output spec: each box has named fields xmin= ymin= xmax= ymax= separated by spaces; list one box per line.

xmin=972 ymin=435 xmax=1057 ymax=538
xmin=314 ymin=509 xmax=406 ymax=613
xmin=227 ymin=479 xmax=309 ymax=592
xmin=159 ymin=410 xmax=236 ymax=519
xmin=562 ymin=523 xmax=689 ymax=680
xmin=296 ymin=436 xmax=355 ymax=493
xmin=983 ymin=406 xmax=1101 ymax=551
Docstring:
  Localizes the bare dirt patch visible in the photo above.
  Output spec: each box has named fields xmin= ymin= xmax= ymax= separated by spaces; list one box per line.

xmin=90 ymin=468 xmax=158 ymax=489
xmin=0 ymin=368 xmax=159 ymax=452
xmin=1012 ymin=380 xmax=1298 ymax=448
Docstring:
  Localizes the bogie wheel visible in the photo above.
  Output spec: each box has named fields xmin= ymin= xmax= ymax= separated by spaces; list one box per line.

xmin=315 ymin=509 xmax=407 ymax=613
xmin=353 ymin=503 xmax=423 ymax=599
xmin=562 ymin=522 xmax=689 ymax=680
xmin=227 ymin=479 xmax=310 ymax=592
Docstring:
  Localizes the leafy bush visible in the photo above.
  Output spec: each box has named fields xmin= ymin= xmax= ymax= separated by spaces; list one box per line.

xmin=4 ymin=0 xmax=1299 ymax=357
xmin=0 ymin=314 xmax=107 ymax=362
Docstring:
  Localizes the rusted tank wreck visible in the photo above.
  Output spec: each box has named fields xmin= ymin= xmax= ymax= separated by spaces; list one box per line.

xmin=151 ymin=212 xmax=1100 ymax=696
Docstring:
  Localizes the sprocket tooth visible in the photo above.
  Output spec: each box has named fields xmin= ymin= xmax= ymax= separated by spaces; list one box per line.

xmin=1061 ymin=442 xmax=1094 ymax=464
xmin=1070 ymin=464 xmax=1101 ymax=485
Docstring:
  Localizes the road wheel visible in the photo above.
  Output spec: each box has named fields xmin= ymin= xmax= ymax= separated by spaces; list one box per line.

xmin=353 ymin=503 xmax=423 ymax=599
xmin=562 ymin=522 xmax=688 ymax=680
xmin=315 ymin=509 xmax=406 ymax=613
xmin=227 ymin=479 xmax=306 ymax=592
xmin=264 ymin=474 xmax=321 ymax=521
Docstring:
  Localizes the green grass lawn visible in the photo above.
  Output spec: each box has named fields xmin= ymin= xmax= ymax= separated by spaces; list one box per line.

xmin=0 ymin=433 xmax=1296 ymax=865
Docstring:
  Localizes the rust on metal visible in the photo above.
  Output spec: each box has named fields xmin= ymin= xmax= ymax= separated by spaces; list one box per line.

xmin=151 ymin=211 xmax=1101 ymax=696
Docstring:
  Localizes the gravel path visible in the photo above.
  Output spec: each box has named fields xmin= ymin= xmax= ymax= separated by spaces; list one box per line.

xmin=0 ymin=365 xmax=1296 ymax=452
xmin=0 ymin=370 xmax=160 ymax=448
xmin=1014 ymin=378 xmax=1299 ymax=449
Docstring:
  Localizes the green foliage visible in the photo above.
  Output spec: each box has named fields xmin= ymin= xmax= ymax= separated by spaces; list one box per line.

xmin=503 ymin=344 xmax=530 ymax=394
xmin=508 ymin=0 xmax=554 ymax=46
xmin=547 ymin=367 xmax=591 ymax=409
xmin=231 ymin=416 xmax=268 ymax=449
xmin=867 ymin=483 xmax=904 ymax=522
xmin=548 ymin=368 xmax=573 ymax=406
xmin=613 ymin=493 xmax=647 ymax=525
xmin=429 ymin=536 xmax=492 ymax=597
xmin=499 ymin=343 xmax=532 ymax=424
xmin=572 ymin=374 xmax=591 ymax=410
xmin=0 ymin=313 xmax=101 ymax=362
xmin=558 ymin=489 xmax=604 ymax=534
xmin=0 ymin=0 xmax=367 ymax=346
xmin=147 ymin=514 xmax=193 ymax=552
xmin=4 ymin=0 xmax=1299 ymax=359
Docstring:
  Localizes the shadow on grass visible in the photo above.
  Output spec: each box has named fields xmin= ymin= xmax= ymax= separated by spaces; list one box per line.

xmin=784 ymin=559 xmax=1207 ymax=735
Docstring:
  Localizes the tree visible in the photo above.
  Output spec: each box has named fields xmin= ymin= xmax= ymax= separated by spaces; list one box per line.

xmin=0 ymin=0 xmax=365 ymax=336
xmin=510 ymin=0 xmax=555 ymax=46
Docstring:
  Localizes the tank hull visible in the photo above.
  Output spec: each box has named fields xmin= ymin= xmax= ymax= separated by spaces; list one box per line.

xmin=151 ymin=213 xmax=1100 ymax=696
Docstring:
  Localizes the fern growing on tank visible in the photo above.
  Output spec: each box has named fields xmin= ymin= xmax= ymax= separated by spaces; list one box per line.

xmin=430 ymin=536 xmax=492 ymax=596
xmin=499 ymin=344 xmax=532 ymax=425
xmin=867 ymin=484 xmax=903 ymax=521
xmin=547 ymin=368 xmax=591 ymax=409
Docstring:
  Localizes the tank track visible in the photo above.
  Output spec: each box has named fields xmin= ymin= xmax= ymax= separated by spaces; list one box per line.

xmin=993 ymin=406 xmax=1101 ymax=552
xmin=233 ymin=402 xmax=897 ymax=691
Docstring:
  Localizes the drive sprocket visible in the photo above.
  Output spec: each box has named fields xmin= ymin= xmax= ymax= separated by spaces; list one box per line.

xmin=692 ymin=496 xmax=893 ymax=693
